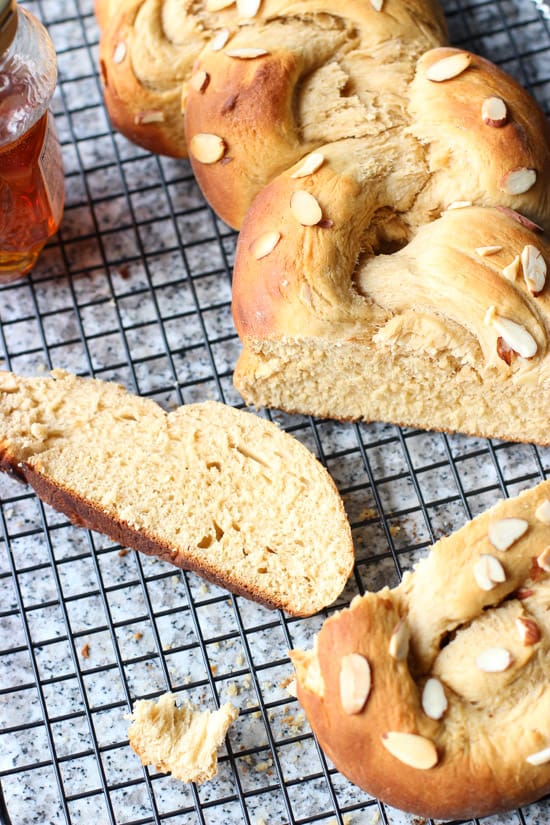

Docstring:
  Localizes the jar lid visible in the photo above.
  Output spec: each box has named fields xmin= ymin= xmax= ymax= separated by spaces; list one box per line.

xmin=0 ymin=0 xmax=17 ymax=55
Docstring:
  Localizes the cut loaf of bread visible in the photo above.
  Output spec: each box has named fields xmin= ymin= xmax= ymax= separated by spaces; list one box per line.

xmin=0 ymin=369 xmax=353 ymax=616
xmin=291 ymin=480 xmax=550 ymax=819
xmin=95 ymin=0 xmax=550 ymax=444
xmin=231 ymin=45 xmax=550 ymax=444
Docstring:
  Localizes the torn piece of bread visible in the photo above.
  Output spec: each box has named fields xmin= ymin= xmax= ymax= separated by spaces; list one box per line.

xmin=0 ymin=369 xmax=353 ymax=616
xmin=127 ymin=693 xmax=238 ymax=783
xmin=291 ymin=480 xmax=550 ymax=820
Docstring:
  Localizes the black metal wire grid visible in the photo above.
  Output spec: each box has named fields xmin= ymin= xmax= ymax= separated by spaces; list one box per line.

xmin=0 ymin=0 xmax=549 ymax=823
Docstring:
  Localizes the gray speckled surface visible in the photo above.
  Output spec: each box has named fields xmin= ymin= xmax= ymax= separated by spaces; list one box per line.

xmin=1 ymin=0 xmax=550 ymax=823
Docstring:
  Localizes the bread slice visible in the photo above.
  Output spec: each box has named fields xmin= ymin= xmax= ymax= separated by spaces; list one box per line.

xmin=0 ymin=369 xmax=353 ymax=616
xmin=291 ymin=480 xmax=550 ymax=819
xmin=127 ymin=693 xmax=238 ymax=783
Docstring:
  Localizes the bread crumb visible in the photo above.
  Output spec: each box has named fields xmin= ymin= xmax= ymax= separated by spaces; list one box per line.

xmin=255 ymin=757 xmax=273 ymax=772
xmin=133 ymin=632 xmax=143 ymax=641
xmin=80 ymin=643 xmax=90 ymax=659
xmin=127 ymin=693 xmax=238 ymax=783
xmin=118 ymin=548 xmax=129 ymax=557
xmin=227 ymin=682 xmax=239 ymax=697
xmin=389 ymin=525 xmax=401 ymax=537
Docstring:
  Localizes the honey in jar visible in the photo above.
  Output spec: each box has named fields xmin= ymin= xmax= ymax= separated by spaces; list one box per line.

xmin=0 ymin=0 xmax=65 ymax=283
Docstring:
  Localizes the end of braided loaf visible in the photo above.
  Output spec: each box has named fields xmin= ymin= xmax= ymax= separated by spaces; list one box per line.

xmin=291 ymin=480 xmax=550 ymax=819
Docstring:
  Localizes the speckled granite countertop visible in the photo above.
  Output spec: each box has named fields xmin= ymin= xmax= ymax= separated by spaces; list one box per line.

xmin=1 ymin=0 xmax=550 ymax=823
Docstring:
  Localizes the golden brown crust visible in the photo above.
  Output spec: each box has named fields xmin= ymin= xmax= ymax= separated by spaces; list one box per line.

xmin=231 ymin=47 xmax=550 ymax=444
xmin=291 ymin=481 xmax=550 ymax=819
xmin=95 ymin=0 xmax=447 ymax=207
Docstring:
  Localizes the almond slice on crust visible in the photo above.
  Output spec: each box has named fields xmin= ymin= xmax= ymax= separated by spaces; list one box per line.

xmin=381 ymin=732 xmax=438 ymax=769
xmin=250 ymin=231 xmax=281 ymax=260
xmin=475 ymin=646 xmax=512 ymax=672
xmin=339 ymin=653 xmax=371 ymax=715
xmin=290 ymin=191 xmax=323 ymax=226
xmin=535 ymin=500 xmax=550 ymax=524
xmin=481 ymin=96 xmax=507 ymax=127
xmin=210 ymin=29 xmax=231 ymax=51
xmin=426 ymin=52 xmax=472 ymax=82
xmin=488 ymin=518 xmax=529 ymax=551
xmin=521 ymin=244 xmax=547 ymax=296
xmin=225 ymin=47 xmax=269 ymax=59
xmin=236 ymin=0 xmax=261 ymax=17
xmin=290 ymin=153 xmax=325 ymax=179
xmin=500 ymin=168 xmax=537 ymax=195
xmin=190 ymin=133 xmax=226 ymax=164
xmin=421 ymin=678 xmax=448 ymax=720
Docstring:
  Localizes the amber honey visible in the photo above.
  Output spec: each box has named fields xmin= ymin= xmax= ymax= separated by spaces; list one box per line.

xmin=0 ymin=109 xmax=64 ymax=282
xmin=0 ymin=0 xmax=65 ymax=283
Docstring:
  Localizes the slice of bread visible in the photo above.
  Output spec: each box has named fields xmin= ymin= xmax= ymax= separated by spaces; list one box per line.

xmin=127 ymin=693 xmax=238 ymax=783
xmin=0 ymin=369 xmax=353 ymax=616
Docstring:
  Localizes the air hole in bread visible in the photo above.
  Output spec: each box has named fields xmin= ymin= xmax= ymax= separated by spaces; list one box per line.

xmin=206 ymin=461 xmax=221 ymax=471
xmin=213 ymin=520 xmax=224 ymax=541
xmin=197 ymin=535 xmax=213 ymax=549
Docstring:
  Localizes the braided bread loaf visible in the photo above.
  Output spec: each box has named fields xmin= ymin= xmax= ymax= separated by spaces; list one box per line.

xmin=95 ymin=0 xmax=550 ymax=444
xmin=291 ymin=480 xmax=550 ymax=819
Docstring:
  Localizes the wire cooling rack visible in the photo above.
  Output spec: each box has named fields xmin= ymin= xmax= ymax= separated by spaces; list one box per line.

xmin=1 ymin=0 xmax=550 ymax=823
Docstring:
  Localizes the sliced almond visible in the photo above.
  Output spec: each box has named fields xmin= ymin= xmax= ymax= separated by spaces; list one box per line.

xmin=500 ymin=167 xmax=537 ymax=195
xmin=481 ymin=96 xmax=507 ymax=127
xmin=488 ymin=518 xmax=529 ymax=551
xmin=501 ymin=255 xmax=521 ymax=281
xmin=381 ymin=732 xmax=438 ymax=769
xmin=210 ymin=29 xmax=231 ymax=51
xmin=426 ymin=52 xmax=472 ymax=82
xmin=475 ymin=646 xmax=512 ymax=672
xmin=446 ymin=200 xmax=472 ymax=210
xmin=496 ymin=206 xmax=544 ymax=233
xmin=496 ymin=336 xmax=513 ymax=366
xmin=475 ymin=245 xmax=503 ymax=257
xmin=190 ymin=133 xmax=226 ymax=164
xmin=388 ymin=619 xmax=410 ymax=661
xmin=535 ymin=500 xmax=550 ymax=524
xmin=473 ymin=554 xmax=506 ymax=591
xmin=291 ymin=152 xmax=325 ymax=179
xmin=370 ymin=0 xmax=384 ymax=9
xmin=421 ymin=678 xmax=448 ymax=720
xmin=290 ymin=190 xmax=323 ymax=226
xmin=339 ymin=653 xmax=371 ymax=715
xmin=515 ymin=616 xmax=541 ymax=646
xmin=236 ymin=0 xmax=261 ymax=16
xmin=206 ymin=0 xmax=235 ymax=9
xmin=521 ymin=244 xmax=546 ymax=296
xmin=526 ymin=746 xmax=550 ymax=766
xmin=225 ymin=47 xmax=269 ymax=59
xmin=134 ymin=110 xmax=165 ymax=125
xmin=250 ymin=231 xmax=281 ymax=260
xmin=488 ymin=315 xmax=537 ymax=360
xmin=537 ymin=546 xmax=550 ymax=572
xmin=113 ymin=42 xmax=127 ymax=64
xmin=190 ymin=70 xmax=210 ymax=93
